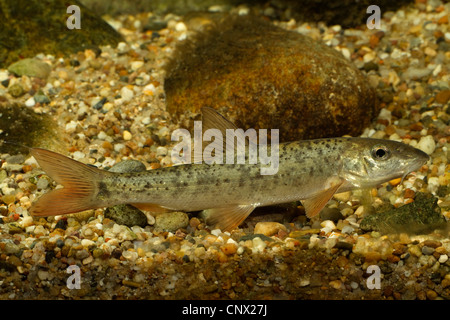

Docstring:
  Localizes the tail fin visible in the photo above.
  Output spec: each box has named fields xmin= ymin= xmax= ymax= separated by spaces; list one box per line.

xmin=29 ymin=148 xmax=108 ymax=217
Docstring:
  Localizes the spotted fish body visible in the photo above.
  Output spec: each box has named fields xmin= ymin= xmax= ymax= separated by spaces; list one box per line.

xmin=30 ymin=109 xmax=430 ymax=231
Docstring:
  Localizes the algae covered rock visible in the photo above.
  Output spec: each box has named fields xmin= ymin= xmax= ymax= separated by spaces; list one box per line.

xmin=164 ymin=14 xmax=379 ymax=142
xmin=360 ymin=193 xmax=447 ymax=234
xmin=8 ymin=59 xmax=52 ymax=79
xmin=0 ymin=103 xmax=62 ymax=154
xmin=0 ymin=0 xmax=123 ymax=68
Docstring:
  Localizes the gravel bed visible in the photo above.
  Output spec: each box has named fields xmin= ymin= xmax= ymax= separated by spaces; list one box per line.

xmin=0 ymin=1 xmax=449 ymax=300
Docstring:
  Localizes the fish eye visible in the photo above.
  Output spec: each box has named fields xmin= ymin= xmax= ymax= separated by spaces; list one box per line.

xmin=371 ymin=146 xmax=390 ymax=160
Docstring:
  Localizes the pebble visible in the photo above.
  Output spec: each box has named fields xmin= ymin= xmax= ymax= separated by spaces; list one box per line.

xmin=320 ymin=207 xmax=343 ymax=222
xmin=130 ymin=61 xmax=144 ymax=71
xmin=36 ymin=177 xmax=49 ymax=190
xmin=8 ymin=83 xmax=25 ymax=97
xmin=417 ymin=135 xmax=436 ymax=155
xmin=421 ymin=246 xmax=435 ymax=255
xmin=24 ymin=97 xmax=35 ymax=107
xmin=251 ymin=237 xmax=267 ymax=253
xmin=123 ymin=130 xmax=132 ymax=141
xmin=155 ymin=212 xmax=189 ymax=232
xmin=253 ymin=222 xmax=286 ymax=237
xmin=7 ymin=58 xmax=51 ymax=79
xmin=120 ymin=86 xmax=134 ymax=102
xmin=6 ymin=154 xmax=25 ymax=164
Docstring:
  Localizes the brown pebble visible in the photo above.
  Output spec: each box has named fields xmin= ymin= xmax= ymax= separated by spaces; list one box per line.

xmin=329 ymin=280 xmax=343 ymax=290
xmin=102 ymin=141 xmax=113 ymax=150
xmin=217 ymin=251 xmax=228 ymax=263
xmin=365 ymin=251 xmax=381 ymax=262
xmin=392 ymin=243 xmax=407 ymax=255
xmin=441 ymin=278 xmax=450 ymax=288
xmin=426 ymin=290 xmax=438 ymax=300
xmin=369 ymin=34 xmax=380 ymax=48
xmin=387 ymin=254 xmax=400 ymax=263
xmin=336 ymin=256 xmax=348 ymax=268
xmin=422 ymin=240 xmax=442 ymax=248
xmin=409 ymin=122 xmax=423 ymax=131
xmin=435 ymin=90 xmax=450 ymax=104
xmin=404 ymin=188 xmax=415 ymax=199
xmin=435 ymin=246 xmax=447 ymax=255
xmin=189 ymin=217 xmax=201 ymax=229
xmin=417 ymin=290 xmax=427 ymax=300
xmin=385 ymin=125 xmax=397 ymax=135
xmin=22 ymin=165 xmax=33 ymax=173
xmin=383 ymin=285 xmax=394 ymax=297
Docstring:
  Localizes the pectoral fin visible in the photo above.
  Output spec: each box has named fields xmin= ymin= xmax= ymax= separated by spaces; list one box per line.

xmin=204 ymin=204 xmax=257 ymax=232
xmin=302 ymin=180 xmax=344 ymax=218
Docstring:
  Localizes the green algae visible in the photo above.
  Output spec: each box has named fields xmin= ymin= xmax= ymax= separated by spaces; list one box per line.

xmin=360 ymin=193 xmax=447 ymax=234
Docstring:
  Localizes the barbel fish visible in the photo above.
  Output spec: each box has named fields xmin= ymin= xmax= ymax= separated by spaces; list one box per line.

xmin=28 ymin=108 xmax=429 ymax=231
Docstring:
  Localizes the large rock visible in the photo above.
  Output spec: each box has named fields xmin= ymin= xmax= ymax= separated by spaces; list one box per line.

xmin=164 ymin=14 xmax=379 ymax=142
xmin=360 ymin=193 xmax=447 ymax=234
xmin=0 ymin=0 xmax=123 ymax=68
xmin=0 ymin=103 xmax=62 ymax=154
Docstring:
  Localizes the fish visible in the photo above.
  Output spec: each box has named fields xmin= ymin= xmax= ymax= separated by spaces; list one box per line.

xmin=27 ymin=108 xmax=430 ymax=231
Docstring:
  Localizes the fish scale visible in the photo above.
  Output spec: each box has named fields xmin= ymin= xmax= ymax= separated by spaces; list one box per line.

xmin=29 ymin=108 xmax=429 ymax=232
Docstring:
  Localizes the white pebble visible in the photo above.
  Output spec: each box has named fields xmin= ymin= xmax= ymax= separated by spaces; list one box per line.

xmin=81 ymin=239 xmax=95 ymax=247
xmin=122 ymin=250 xmax=138 ymax=262
xmin=417 ymin=135 xmax=436 ymax=155
xmin=117 ymin=42 xmax=128 ymax=53
xmin=156 ymin=146 xmax=168 ymax=157
xmin=130 ymin=61 xmax=144 ymax=71
xmin=72 ymin=151 xmax=85 ymax=160
xmin=120 ymin=86 xmax=134 ymax=102
xmin=36 ymin=177 xmax=49 ymax=190
xmin=320 ymin=220 xmax=336 ymax=234
xmin=25 ymin=97 xmax=35 ymax=107
xmin=0 ymin=71 xmax=8 ymax=82
xmin=143 ymin=83 xmax=156 ymax=94
xmin=175 ymin=22 xmax=187 ymax=32
xmin=341 ymin=225 xmax=355 ymax=234
xmin=142 ymin=117 xmax=151 ymax=125
xmin=65 ymin=120 xmax=78 ymax=134
xmin=98 ymin=131 xmax=108 ymax=140
xmin=20 ymin=216 xmax=34 ymax=228
xmin=252 ymin=237 xmax=267 ymax=253
xmin=427 ymin=177 xmax=440 ymax=194
xmin=114 ymin=143 xmax=125 ymax=152
xmin=378 ymin=108 xmax=392 ymax=123
xmin=439 ymin=254 xmax=448 ymax=264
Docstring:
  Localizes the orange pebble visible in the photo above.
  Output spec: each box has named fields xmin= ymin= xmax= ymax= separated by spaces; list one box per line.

xmin=221 ymin=243 xmax=237 ymax=255
xmin=389 ymin=178 xmax=402 ymax=186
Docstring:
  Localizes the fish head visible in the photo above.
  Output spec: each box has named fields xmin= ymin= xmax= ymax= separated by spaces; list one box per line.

xmin=341 ymin=138 xmax=430 ymax=188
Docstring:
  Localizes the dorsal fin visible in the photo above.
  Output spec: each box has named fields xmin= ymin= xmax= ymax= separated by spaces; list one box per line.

xmin=201 ymin=107 xmax=238 ymax=135
xmin=200 ymin=107 xmax=260 ymax=164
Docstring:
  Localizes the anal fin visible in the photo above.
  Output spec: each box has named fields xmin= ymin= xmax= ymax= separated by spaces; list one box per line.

xmin=302 ymin=180 xmax=344 ymax=219
xmin=204 ymin=204 xmax=256 ymax=232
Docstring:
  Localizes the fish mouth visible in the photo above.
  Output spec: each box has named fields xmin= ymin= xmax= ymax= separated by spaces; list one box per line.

xmin=400 ymin=148 xmax=430 ymax=183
